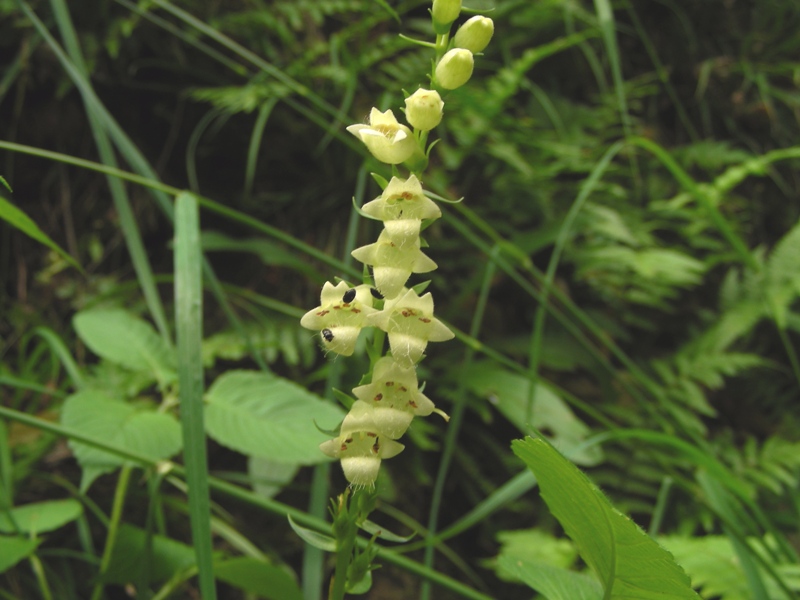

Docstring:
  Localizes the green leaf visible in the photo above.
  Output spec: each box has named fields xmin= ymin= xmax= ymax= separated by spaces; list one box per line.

xmin=214 ymin=557 xmax=302 ymax=600
xmin=200 ymin=230 xmax=322 ymax=280
xmin=512 ymin=436 xmax=700 ymax=599
xmin=0 ymin=499 xmax=82 ymax=535
xmin=61 ymin=390 xmax=182 ymax=490
xmin=359 ymin=519 xmax=415 ymax=543
xmin=248 ymin=457 xmax=299 ymax=499
xmin=0 ymin=535 xmax=40 ymax=574
xmin=287 ymin=516 xmax=336 ymax=552
xmin=497 ymin=556 xmax=603 ymax=600
xmin=494 ymin=528 xmax=578 ymax=576
xmin=204 ymin=370 xmax=345 ymax=465
xmin=462 ymin=363 xmax=603 ymax=466
xmin=73 ymin=308 xmax=176 ymax=386
xmin=0 ymin=193 xmax=82 ymax=272
xmin=102 ymin=524 xmax=196 ymax=585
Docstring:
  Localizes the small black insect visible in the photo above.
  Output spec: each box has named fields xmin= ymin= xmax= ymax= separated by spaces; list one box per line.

xmin=321 ymin=328 xmax=335 ymax=342
xmin=342 ymin=288 xmax=357 ymax=303
xmin=370 ymin=287 xmax=383 ymax=300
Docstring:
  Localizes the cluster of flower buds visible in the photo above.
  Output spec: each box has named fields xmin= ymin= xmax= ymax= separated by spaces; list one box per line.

xmin=302 ymin=0 xmax=493 ymax=488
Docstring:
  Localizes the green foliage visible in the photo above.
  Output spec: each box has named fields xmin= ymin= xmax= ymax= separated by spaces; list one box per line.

xmin=204 ymin=370 xmax=345 ymax=465
xmin=513 ymin=435 xmax=700 ymax=599
xmin=0 ymin=499 xmax=82 ymax=535
xmin=61 ymin=390 xmax=182 ymax=491
xmin=2 ymin=0 xmax=800 ymax=598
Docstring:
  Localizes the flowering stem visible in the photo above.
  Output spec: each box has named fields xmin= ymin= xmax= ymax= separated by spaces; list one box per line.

xmin=434 ymin=32 xmax=450 ymax=61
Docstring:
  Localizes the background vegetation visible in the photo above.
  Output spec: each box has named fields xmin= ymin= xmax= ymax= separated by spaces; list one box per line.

xmin=1 ymin=0 xmax=799 ymax=598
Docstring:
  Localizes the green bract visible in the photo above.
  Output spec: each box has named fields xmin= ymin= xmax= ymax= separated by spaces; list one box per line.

xmin=346 ymin=108 xmax=417 ymax=164
xmin=300 ymin=281 xmax=377 ymax=356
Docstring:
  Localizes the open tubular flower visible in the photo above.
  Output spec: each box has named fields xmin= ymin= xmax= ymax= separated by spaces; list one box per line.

xmin=435 ymin=48 xmax=474 ymax=90
xmin=300 ymin=281 xmax=377 ymax=356
xmin=368 ymin=288 xmax=454 ymax=368
xmin=361 ymin=175 xmax=441 ymax=243
xmin=352 ymin=356 xmax=447 ymax=439
xmin=346 ymin=108 xmax=417 ymax=164
xmin=320 ymin=427 xmax=404 ymax=488
xmin=351 ymin=230 xmax=437 ymax=300
xmin=404 ymin=89 xmax=444 ymax=131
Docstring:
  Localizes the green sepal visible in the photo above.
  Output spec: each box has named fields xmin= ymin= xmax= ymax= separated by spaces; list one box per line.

xmin=331 ymin=388 xmax=356 ymax=412
xmin=370 ymin=172 xmax=390 ymax=190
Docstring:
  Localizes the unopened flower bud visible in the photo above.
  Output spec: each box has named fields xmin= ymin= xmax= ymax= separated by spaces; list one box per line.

xmin=431 ymin=0 xmax=461 ymax=28
xmin=454 ymin=16 xmax=494 ymax=53
xmin=435 ymin=48 xmax=474 ymax=90
xmin=404 ymin=89 xmax=444 ymax=131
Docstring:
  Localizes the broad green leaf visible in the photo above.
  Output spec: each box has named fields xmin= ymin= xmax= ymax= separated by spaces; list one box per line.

xmin=204 ymin=370 xmax=345 ymax=465
xmin=0 ymin=193 xmax=82 ymax=271
xmin=248 ymin=457 xmax=299 ymax=499
xmin=463 ymin=363 xmax=602 ymax=466
xmin=0 ymin=499 xmax=82 ymax=535
xmin=0 ymin=535 xmax=40 ymax=574
xmin=659 ymin=535 xmax=749 ymax=600
xmin=494 ymin=528 xmax=578 ymax=578
xmin=102 ymin=524 xmax=196 ymax=585
xmin=61 ymin=390 xmax=182 ymax=490
xmin=512 ymin=436 xmax=700 ymax=599
xmin=73 ymin=308 xmax=176 ymax=386
xmin=287 ymin=516 xmax=336 ymax=552
xmin=214 ymin=557 xmax=302 ymax=600
xmin=498 ymin=556 xmax=602 ymax=600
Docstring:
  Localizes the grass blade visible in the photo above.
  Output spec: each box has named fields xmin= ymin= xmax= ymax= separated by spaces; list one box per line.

xmin=174 ymin=192 xmax=216 ymax=599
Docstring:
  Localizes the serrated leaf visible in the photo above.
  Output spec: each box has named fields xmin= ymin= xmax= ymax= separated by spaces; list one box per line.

xmin=498 ymin=556 xmax=603 ymax=600
xmin=0 ymin=500 xmax=82 ymax=535
xmin=0 ymin=535 xmax=40 ymax=574
xmin=512 ymin=436 xmax=700 ymax=599
xmin=462 ymin=363 xmax=602 ymax=466
xmin=102 ymin=524 xmax=196 ymax=585
xmin=215 ymin=557 xmax=302 ymax=600
xmin=495 ymin=528 xmax=578 ymax=577
xmin=61 ymin=390 xmax=182 ymax=490
xmin=287 ymin=516 xmax=336 ymax=552
xmin=204 ymin=370 xmax=345 ymax=465
xmin=73 ymin=309 xmax=176 ymax=385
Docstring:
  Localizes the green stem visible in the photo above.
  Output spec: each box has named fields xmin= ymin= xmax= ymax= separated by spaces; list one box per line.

xmin=28 ymin=553 xmax=53 ymax=600
xmin=90 ymin=465 xmax=132 ymax=600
